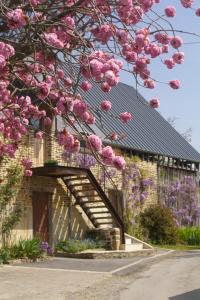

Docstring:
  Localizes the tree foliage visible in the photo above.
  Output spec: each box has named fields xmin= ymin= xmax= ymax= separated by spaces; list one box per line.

xmin=0 ymin=0 xmax=199 ymax=173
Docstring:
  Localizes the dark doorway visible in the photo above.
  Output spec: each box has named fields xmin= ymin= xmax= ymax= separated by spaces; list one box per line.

xmin=32 ymin=192 xmax=50 ymax=242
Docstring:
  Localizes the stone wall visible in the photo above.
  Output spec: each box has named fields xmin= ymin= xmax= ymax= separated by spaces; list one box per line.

xmin=1 ymin=131 xmax=158 ymax=246
xmin=10 ymin=175 xmax=92 ymax=245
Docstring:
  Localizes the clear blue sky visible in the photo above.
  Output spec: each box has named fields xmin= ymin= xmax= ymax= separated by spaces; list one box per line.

xmin=120 ymin=0 xmax=200 ymax=152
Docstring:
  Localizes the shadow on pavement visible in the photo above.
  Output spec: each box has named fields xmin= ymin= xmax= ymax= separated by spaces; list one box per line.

xmin=169 ymin=289 xmax=200 ymax=300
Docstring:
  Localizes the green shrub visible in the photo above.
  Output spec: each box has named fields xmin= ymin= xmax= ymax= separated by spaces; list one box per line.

xmin=10 ymin=238 xmax=43 ymax=260
xmin=44 ymin=160 xmax=59 ymax=166
xmin=55 ymin=239 xmax=105 ymax=254
xmin=0 ymin=247 xmax=10 ymax=264
xmin=178 ymin=227 xmax=200 ymax=245
xmin=139 ymin=204 xmax=178 ymax=245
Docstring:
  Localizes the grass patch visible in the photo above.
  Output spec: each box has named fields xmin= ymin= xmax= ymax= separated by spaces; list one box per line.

xmin=154 ymin=244 xmax=200 ymax=251
xmin=178 ymin=227 xmax=200 ymax=245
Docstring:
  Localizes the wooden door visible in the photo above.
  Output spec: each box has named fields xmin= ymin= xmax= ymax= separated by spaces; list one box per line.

xmin=32 ymin=192 xmax=49 ymax=242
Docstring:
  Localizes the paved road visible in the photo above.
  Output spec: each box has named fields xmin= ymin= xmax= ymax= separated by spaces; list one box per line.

xmin=0 ymin=251 xmax=200 ymax=300
xmin=120 ymin=251 xmax=200 ymax=300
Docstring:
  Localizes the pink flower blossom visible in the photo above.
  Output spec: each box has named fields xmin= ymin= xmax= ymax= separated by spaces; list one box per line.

xmin=169 ymin=80 xmax=180 ymax=89
xmin=104 ymin=70 xmax=118 ymax=86
xmin=57 ymin=69 xmax=65 ymax=79
xmin=44 ymin=33 xmax=64 ymax=49
xmin=43 ymin=117 xmax=52 ymax=127
xmin=73 ymin=100 xmax=88 ymax=117
xmin=180 ymin=0 xmax=193 ymax=8
xmin=164 ymin=58 xmax=175 ymax=69
xmin=144 ymin=79 xmax=155 ymax=89
xmin=0 ymin=55 xmax=6 ymax=70
xmin=90 ymin=59 xmax=103 ymax=76
xmin=120 ymin=112 xmax=132 ymax=123
xmin=38 ymin=82 xmax=50 ymax=100
xmin=170 ymin=36 xmax=183 ymax=49
xmin=196 ymin=8 xmax=200 ymax=16
xmin=62 ymin=16 xmax=75 ymax=28
xmin=113 ymin=156 xmax=126 ymax=170
xmin=149 ymin=98 xmax=160 ymax=108
xmin=165 ymin=6 xmax=176 ymax=17
xmin=22 ymin=158 xmax=32 ymax=170
xmin=64 ymin=77 xmax=73 ymax=88
xmin=101 ymin=82 xmax=111 ymax=93
xmin=88 ymin=135 xmax=102 ymax=151
xmin=35 ymin=131 xmax=43 ymax=139
xmin=80 ymin=81 xmax=92 ymax=92
xmin=101 ymin=146 xmax=115 ymax=165
xmin=71 ymin=140 xmax=80 ymax=153
xmin=100 ymin=100 xmax=112 ymax=111
xmin=155 ymin=33 xmax=170 ymax=45
xmin=30 ymin=0 xmax=42 ymax=6
xmin=25 ymin=170 xmax=33 ymax=176
xmin=110 ymin=132 xmax=118 ymax=141
xmin=0 ymin=42 xmax=15 ymax=59
xmin=172 ymin=52 xmax=185 ymax=64
xmin=92 ymin=24 xmax=113 ymax=44
xmin=7 ymin=8 xmax=27 ymax=29
xmin=87 ymin=114 xmax=96 ymax=124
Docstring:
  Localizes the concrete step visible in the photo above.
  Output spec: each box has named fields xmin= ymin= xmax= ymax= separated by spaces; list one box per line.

xmin=125 ymin=238 xmax=132 ymax=245
xmin=120 ymin=243 xmax=143 ymax=251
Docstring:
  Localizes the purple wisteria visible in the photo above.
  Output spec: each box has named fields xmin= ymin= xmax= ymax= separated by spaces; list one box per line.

xmin=163 ymin=176 xmax=200 ymax=226
xmin=123 ymin=162 xmax=154 ymax=227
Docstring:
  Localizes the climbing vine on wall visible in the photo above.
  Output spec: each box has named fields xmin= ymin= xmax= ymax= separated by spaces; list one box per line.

xmin=163 ymin=176 xmax=200 ymax=227
xmin=123 ymin=157 xmax=154 ymax=237
xmin=0 ymin=159 xmax=23 ymax=247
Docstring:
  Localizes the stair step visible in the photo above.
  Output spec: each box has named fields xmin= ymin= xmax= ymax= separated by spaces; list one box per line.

xmin=69 ymin=183 xmax=92 ymax=188
xmin=94 ymin=221 xmax=114 ymax=225
xmin=85 ymin=204 xmax=107 ymax=208
xmin=73 ymin=187 xmax=96 ymax=193
xmin=87 ymin=207 xmax=109 ymax=212
xmin=88 ymin=211 xmax=110 ymax=216
xmin=64 ymin=176 xmax=88 ymax=182
xmin=90 ymin=216 xmax=113 ymax=220
xmin=77 ymin=194 xmax=99 ymax=199
xmin=79 ymin=200 xmax=103 ymax=204
xmin=120 ymin=243 xmax=143 ymax=251
xmin=82 ymin=203 xmax=105 ymax=209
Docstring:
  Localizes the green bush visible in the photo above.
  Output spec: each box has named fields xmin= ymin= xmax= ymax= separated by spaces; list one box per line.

xmin=44 ymin=160 xmax=59 ymax=166
xmin=0 ymin=247 xmax=10 ymax=264
xmin=139 ymin=204 xmax=178 ymax=245
xmin=178 ymin=227 xmax=200 ymax=245
xmin=55 ymin=239 xmax=105 ymax=253
xmin=9 ymin=238 xmax=43 ymax=260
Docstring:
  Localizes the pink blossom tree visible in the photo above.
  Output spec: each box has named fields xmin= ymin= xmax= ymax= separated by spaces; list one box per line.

xmin=0 ymin=0 xmax=199 ymax=175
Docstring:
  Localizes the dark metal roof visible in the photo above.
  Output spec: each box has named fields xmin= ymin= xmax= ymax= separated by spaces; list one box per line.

xmin=60 ymin=63 xmax=200 ymax=163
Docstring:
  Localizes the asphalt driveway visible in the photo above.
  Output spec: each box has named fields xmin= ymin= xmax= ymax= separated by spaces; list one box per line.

xmin=1 ymin=250 xmax=200 ymax=300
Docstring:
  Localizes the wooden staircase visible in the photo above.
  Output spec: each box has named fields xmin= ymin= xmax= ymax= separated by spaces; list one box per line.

xmin=62 ymin=170 xmax=125 ymax=243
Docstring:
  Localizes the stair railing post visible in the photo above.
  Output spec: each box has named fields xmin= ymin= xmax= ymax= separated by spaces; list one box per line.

xmin=84 ymin=145 xmax=86 ymax=168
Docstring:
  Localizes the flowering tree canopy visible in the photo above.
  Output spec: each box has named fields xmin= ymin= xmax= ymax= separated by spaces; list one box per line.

xmin=0 ymin=0 xmax=199 ymax=174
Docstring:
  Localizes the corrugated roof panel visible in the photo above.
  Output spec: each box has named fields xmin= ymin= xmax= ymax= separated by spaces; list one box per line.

xmin=83 ymin=82 xmax=200 ymax=162
xmin=60 ymin=62 xmax=200 ymax=163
